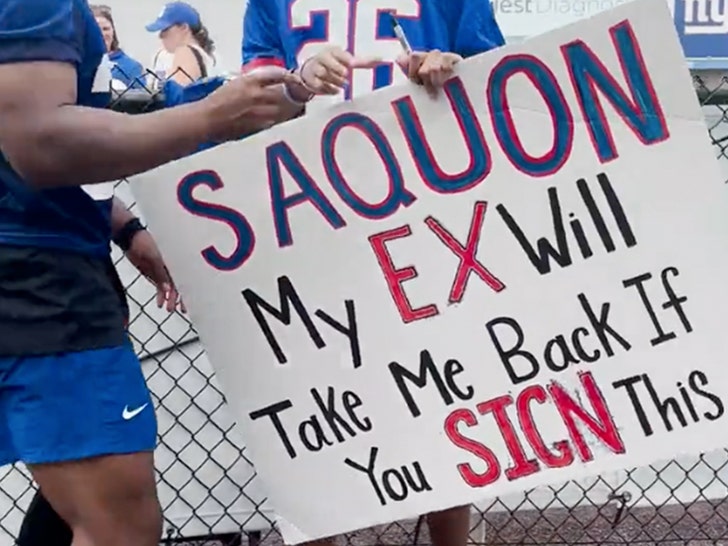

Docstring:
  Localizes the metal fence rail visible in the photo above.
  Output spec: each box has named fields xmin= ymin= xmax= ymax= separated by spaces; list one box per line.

xmin=1 ymin=71 xmax=728 ymax=546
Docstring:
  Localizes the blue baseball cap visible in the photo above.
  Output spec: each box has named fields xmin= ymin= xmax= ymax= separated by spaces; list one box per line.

xmin=145 ymin=2 xmax=200 ymax=32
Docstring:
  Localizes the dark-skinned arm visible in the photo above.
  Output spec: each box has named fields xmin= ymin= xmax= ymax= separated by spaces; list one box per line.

xmin=0 ymin=61 xmax=214 ymax=189
xmin=110 ymin=196 xmax=136 ymax=235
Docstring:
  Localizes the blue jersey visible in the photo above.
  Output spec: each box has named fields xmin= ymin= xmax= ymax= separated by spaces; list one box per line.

xmin=242 ymin=0 xmax=505 ymax=104
xmin=109 ymin=49 xmax=145 ymax=89
xmin=0 ymin=0 xmax=113 ymax=256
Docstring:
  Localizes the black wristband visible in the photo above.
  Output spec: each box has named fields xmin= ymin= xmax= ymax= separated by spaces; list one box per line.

xmin=113 ymin=217 xmax=146 ymax=252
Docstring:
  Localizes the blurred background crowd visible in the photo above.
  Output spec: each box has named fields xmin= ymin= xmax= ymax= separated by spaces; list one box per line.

xmin=92 ymin=1 xmax=226 ymax=92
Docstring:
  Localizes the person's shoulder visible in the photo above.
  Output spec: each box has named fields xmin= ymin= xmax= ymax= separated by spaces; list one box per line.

xmin=0 ymin=0 xmax=77 ymax=37
xmin=117 ymin=50 xmax=144 ymax=69
xmin=171 ymin=45 xmax=203 ymax=81
xmin=172 ymin=45 xmax=199 ymax=63
xmin=0 ymin=0 xmax=95 ymax=65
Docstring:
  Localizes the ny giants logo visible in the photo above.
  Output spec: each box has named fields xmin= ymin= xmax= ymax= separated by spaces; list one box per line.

xmin=672 ymin=0 xmax=728 ymax=34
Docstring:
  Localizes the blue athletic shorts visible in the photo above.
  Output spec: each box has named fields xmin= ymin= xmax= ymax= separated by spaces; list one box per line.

xmin=0 ymin=343 xmax=157 ymax=466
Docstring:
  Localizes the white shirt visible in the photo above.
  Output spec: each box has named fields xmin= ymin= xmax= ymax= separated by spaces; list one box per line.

xmin=150 ymin=45 xmax=221 ymax=84
xmin=150 ymin=48 xmax=173 ymax=76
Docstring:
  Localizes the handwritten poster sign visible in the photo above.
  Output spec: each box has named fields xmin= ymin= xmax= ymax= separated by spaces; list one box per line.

xmin=131 ymin=0 xmax=728 ymax=541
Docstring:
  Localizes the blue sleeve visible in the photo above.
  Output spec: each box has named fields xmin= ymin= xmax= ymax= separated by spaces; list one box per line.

xmin=112 ymin=55 xmax=146 ymax=88
xmin=163 ymin=77 xmax=226 ymax=107
xmin=451 ymin=0 xmax=505 ymax=58
xmin=0 ymin=0 xmax=82 ymax=65
xmin=241 ymin=0 xmax=287 ymax=71
xmin=126 ymin=59 xmax=146 ymax=89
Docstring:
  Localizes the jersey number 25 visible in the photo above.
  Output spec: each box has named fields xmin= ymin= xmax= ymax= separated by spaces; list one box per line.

xmin=290 ymin=0 xmax=421 ymax=105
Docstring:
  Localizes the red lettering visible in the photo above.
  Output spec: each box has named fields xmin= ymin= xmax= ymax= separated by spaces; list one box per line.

xmin=477 ymin=395 xmax=539 ymax=481
xmin=444 ymin=408 xmax=500 ymax=487
xmin=424 ymin=201 xmax=505 ymax=304
xmin=516 ymin=385 xmax=574 ymax=468
xmin=446 ymin=373 xmax=622 ymax=489
xmin=548 ymin=371 xmax=625 ymax=461
xmin=368 ymin=225 xmax=438 ymax=324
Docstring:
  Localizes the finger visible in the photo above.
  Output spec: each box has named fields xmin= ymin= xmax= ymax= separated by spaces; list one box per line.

xmin=321 ymin=72 xmax=348 ymax=88
xmin=318 ymin=55 xmax=348 ymax=80
xmin=179 ymin=298 xmax=188 ymax=314
xmin=417 ymin=70 xmax=437 ymax=97
xmin=443 ymin=52 xmax=464 ymax=66
xmin=349 ymin=56 xmax=382 ymax=69
xmin=312 ymin=60 xmax=348 ymax=89
xmin=427 ymin=64 xmax=452 ymax=90
xmin=280 ymin=71 xmax=303 ymax=88
xmin=417 ymin=50 xmax=440 ymax=79
xmin=435 ymin=70 xmax=450 ymax=88
xmin=424 ymin=52 xmax=460 ymax=89
xmin=330 ymin=48 xmax=356 ymax=68
xmin=308 ymin=75 xmax=341 ymax=95
xmin=436 ymin=56 xmax=458 ymax=85
xmin=418 ymin=52 xmax=442 ymax=97
xmin=395 ymin=52 xmax=409 ymax=74
xmin=408 ymin=52 xmax=427 ymax=82
xmin=320 ymin=81 xmax=342 ymax=94
xmin=157 ymin=282 xmax=170 ymax=308
xmin=166 ymin=286 xmax=180 ymax=313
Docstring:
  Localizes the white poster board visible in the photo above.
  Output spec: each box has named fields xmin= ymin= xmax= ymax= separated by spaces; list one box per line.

xmin=493 ymin=0 xmax=631 ymax=41
xmin=131 ymin=0 xmax=728 ymax=541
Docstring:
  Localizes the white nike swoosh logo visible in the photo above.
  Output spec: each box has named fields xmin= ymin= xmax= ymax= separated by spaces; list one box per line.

xmin=122 ymin=403 xmax=149 ymax=420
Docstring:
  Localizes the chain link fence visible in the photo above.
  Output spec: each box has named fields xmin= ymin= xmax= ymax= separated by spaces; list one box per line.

xmin=1 ymin=69 xmax=728 ymax=546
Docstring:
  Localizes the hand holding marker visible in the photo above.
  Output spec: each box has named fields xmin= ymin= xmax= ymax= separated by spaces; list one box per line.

xmin=391 ymin=13 xmax=462 ymax=94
